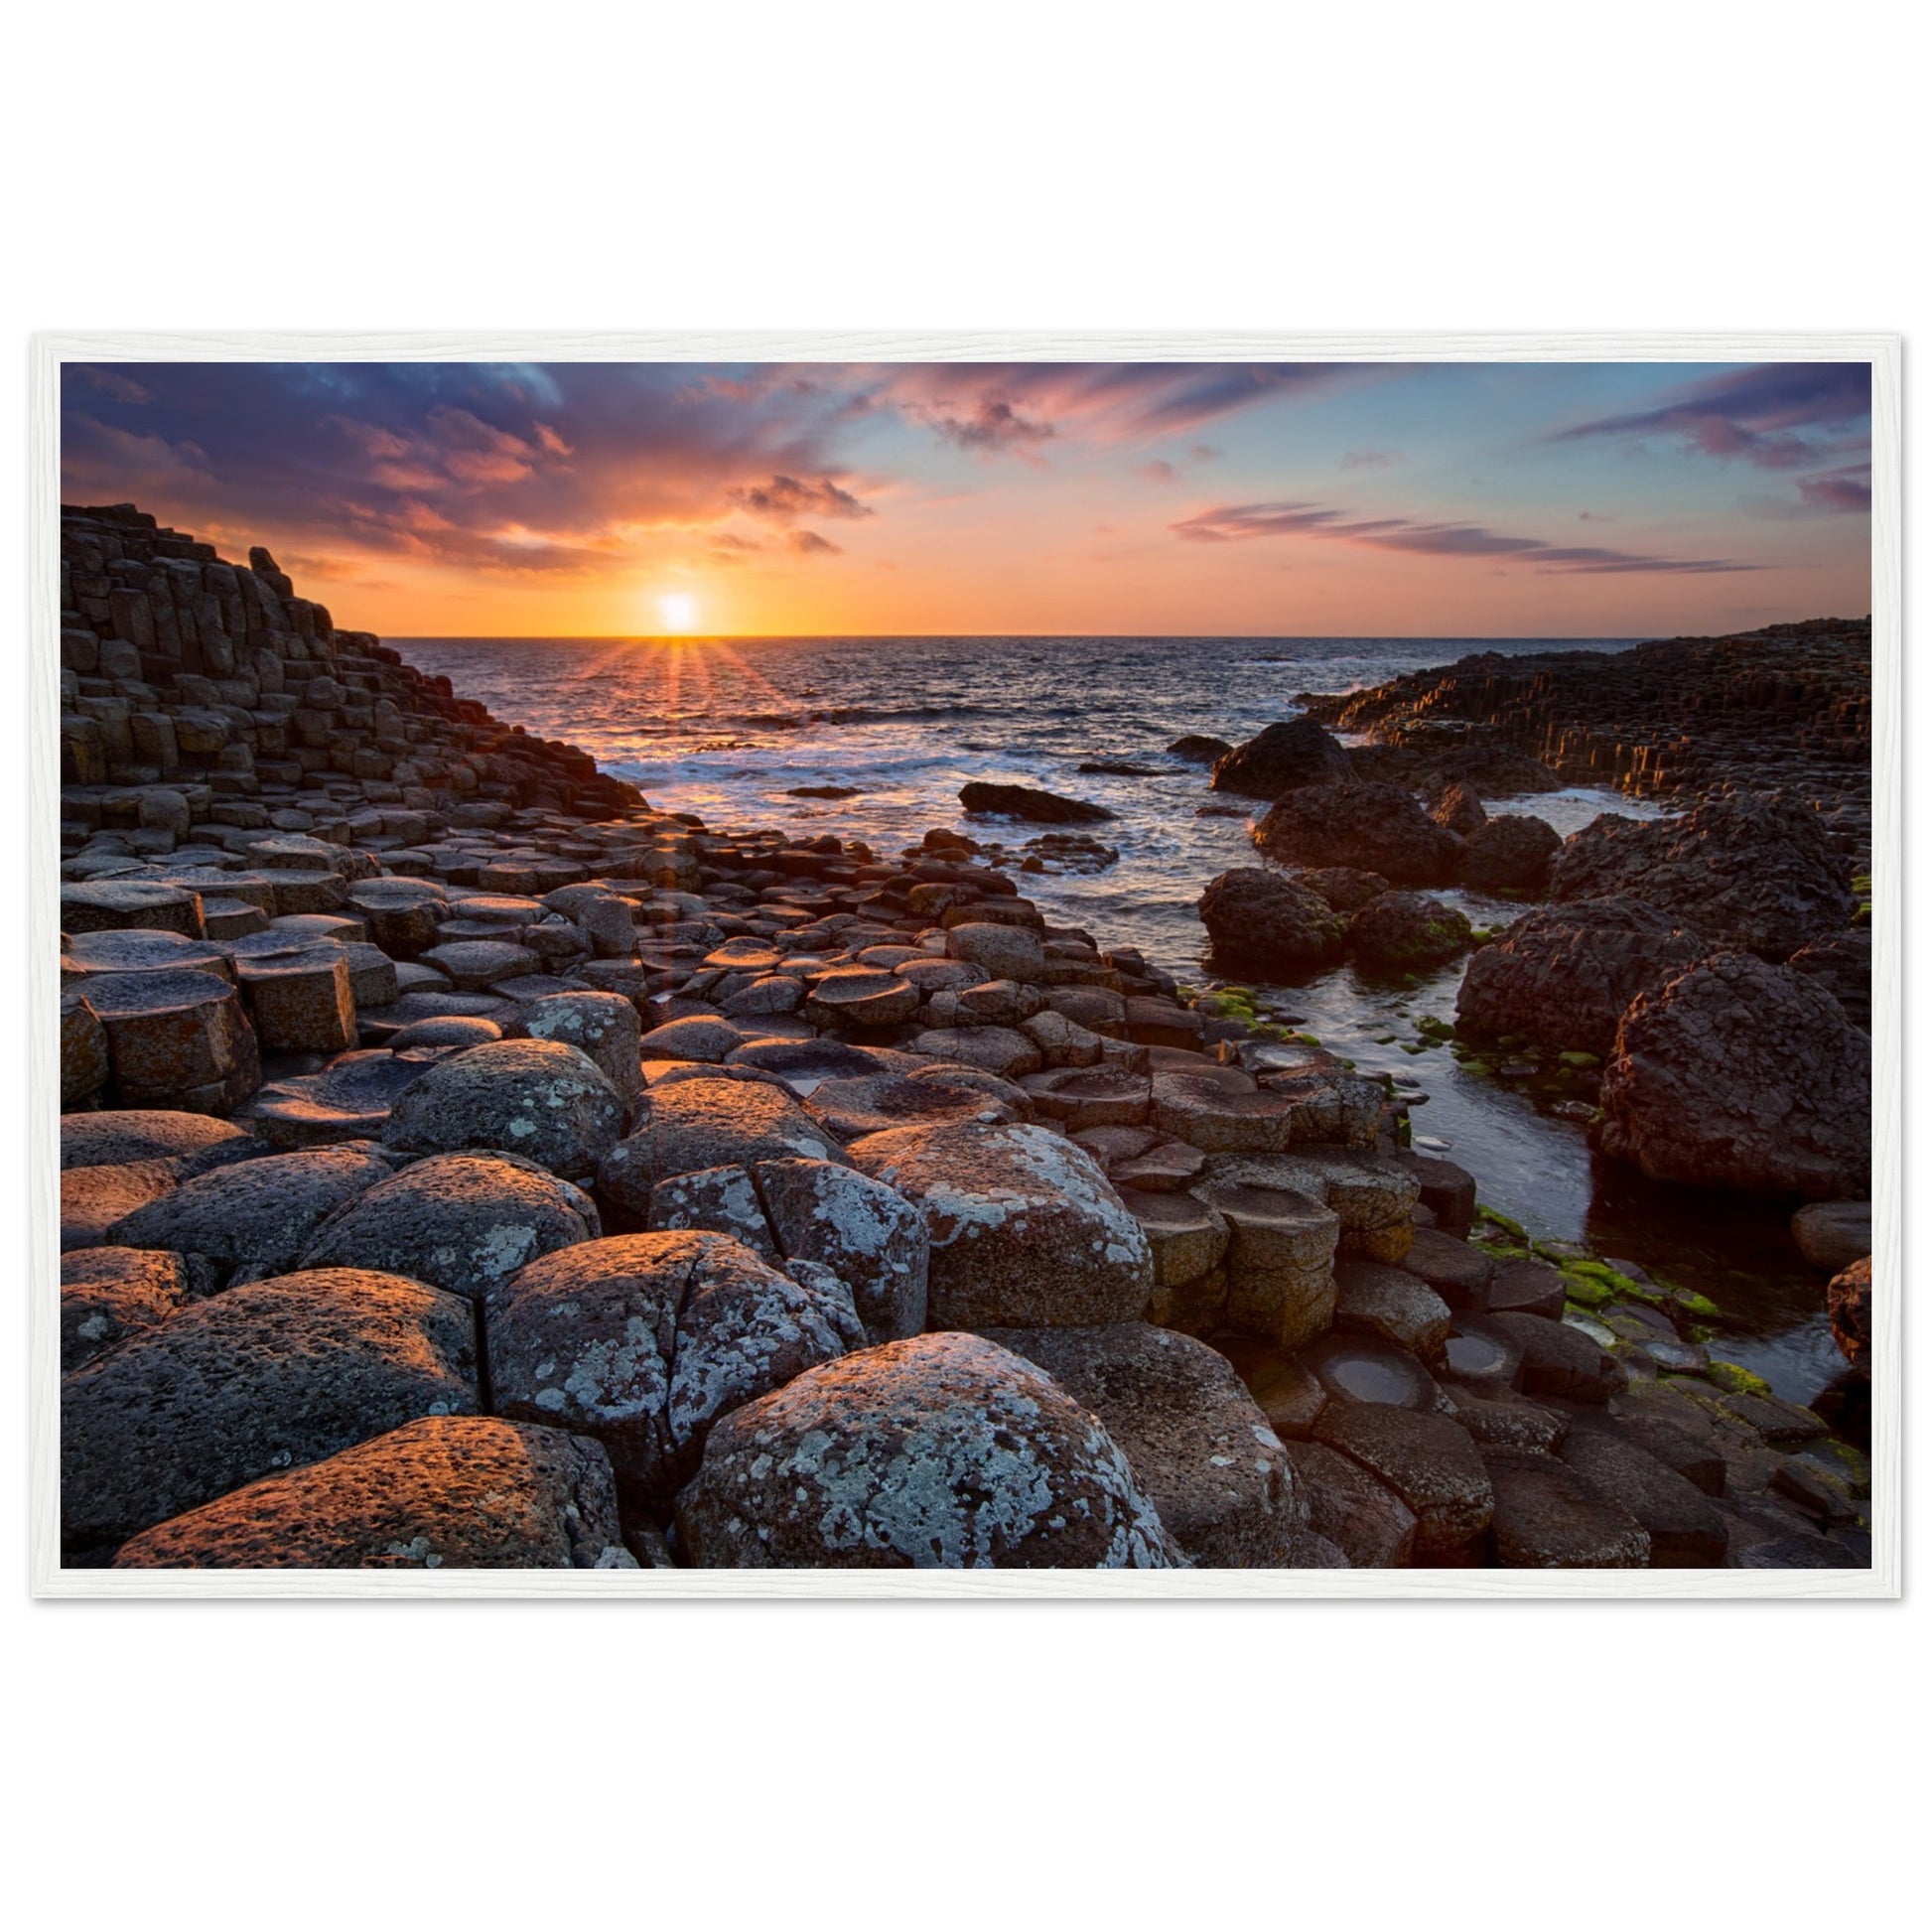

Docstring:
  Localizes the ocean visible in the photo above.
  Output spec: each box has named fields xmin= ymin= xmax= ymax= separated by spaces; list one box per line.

xmin=390 ymin=631 xmax=1843 ymax=1403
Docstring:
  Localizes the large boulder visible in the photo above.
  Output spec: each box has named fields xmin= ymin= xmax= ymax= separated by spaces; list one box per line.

xmin=299 ymin=1152 xmax=601 ymax=1302
xmin=105 ymin=1144 xmax=392 ymax=1283
xmin=1346 ymin=891 xmax=1471 ymax=973
xmin=1209 ymin=718 xmax=1355 ymax=800
xmin=383 ymin=1037 xmax=625 ymax=1179
xmin=1550 ymin=793 xmax=1855 ymax=960
xmin=62 ymin=1268 xmax=479 ymax=1559
xmin=674 ymin=1332 xmax=1179 ymax=1568
xmin=752 ymin=1158 xmax=930 ymax=1342
xmin=848 ymin=1120 xmax=1153 ymax=1327
xmin=1787 ymin=929 xmax=1872 ymax=1032
xmin=1253 ymin=782 xmax=1462 ymax=887
xmin=484 ymin=1231 xmax=861 ymax=1506
xmin=1597 ymin=952 xmax=1870 ymax=1197
xmin=1196 ymin=868 xmax=1347 ymax=974
xmin=511 ymin=992 xmax=645 ymax=1118
xmin=982 ymin=1324 xmax=1298 ymax=1566
xmin=113 ymin=1417 xmax=633 ymax=1570
xmin=597 ymin=1076 xmax=846 ymax=1224
xmin=1455 ymin=897 xmax=1708 ymax=1057
xmin=61 ymin=1109 xmax=261 ymax=1174
xmin=1459 ymin=815 xmax=1562 ymax=894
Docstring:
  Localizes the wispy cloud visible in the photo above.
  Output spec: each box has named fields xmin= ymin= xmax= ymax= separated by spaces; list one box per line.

xmin=1172 ymin=499 xmax=1756 ymax=573
xmin=1340 ymin=448 xmax=1401 ymax=471
xmin=785 ymin=529 xmax=842 ymax=557
xmin=1549 ymin=361 xmax=1870 ymax=474
xmin=725 ymin=474 xmax=873 ymax=520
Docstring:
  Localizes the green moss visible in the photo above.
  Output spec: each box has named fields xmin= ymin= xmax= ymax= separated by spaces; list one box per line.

xmin=1664 ymin=1285 xmax=1724 ymax=1321
xmin=1705 ymin=1359 xmax=1773 ymax=1399
xmin=1415 ymin=1016 xmax=1456 ymax=1041
xmin=1400 ymin=1041 xmax=1426 ymax=1055
xmin=1558 ymin=1050 xmax=1600 ymax=1070
xmin=1291 ymin=1032 xmax=1321 ymax=1048
xmin=1475 ymin=1204 xmax=1527 ymax=1242
xmin=1560 ymin=1272 xmax=1615 ymax=1309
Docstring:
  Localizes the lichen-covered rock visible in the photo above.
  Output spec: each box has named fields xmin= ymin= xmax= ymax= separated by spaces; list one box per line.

xmin=674 ymin=1332 xmax=1179 ymax=1568
xmin=484 ymin=1231 xmax=861 ymax=1505
xmin=1209 ymin=717 xmax=1355 ymax=800
xmin=1253 ymin=781 xmax=1462 ymax=887
xmin=512 ymin=992 xmax=644 ymax=1118
xmin=1597 ymin=952 xmax=1869 ymax=1197
xmin=805 ymin=1070 xmax=1025 ymax=1141
xmin=1459 ymin=814 xmax=1562 ymax=893
xmin=982 ymin=1324 xmax=1297 ymax=1566
xmin=298 ymin=1152 xmax=601 ymax=1302
xmin=60 ymin=1247 xmax=189 ymax=1372
xmin=649 ymin=1163 xmax=782 ymax=1260
xmin=848 ymin=1120 xmax=1153 ymax=1328
xmin=113 ymin=1416 xmax=633 ymax=1570
xmin=106 ymin=1144 xmax=392 ymax=1283
xmin=383 ymin=1037 xmax=625 ymax=1179
xmin=597 ymin=1075 xmax=846 ymax=1225
xmin=1346 ymin=891 xmax=1472 ymax=973
xmin=1454 ymin=897 xmax=1709 ymax=1057
xmin=1196 ymin=868 xmax=1347 ymax=974
xmin=1550 ymin=792 xmax=1854 ymax=960
xmin=753 ymin=1158 xmax=930 ymax=1342
xmin=63 ymin=1268 xmax=479 ymax=1559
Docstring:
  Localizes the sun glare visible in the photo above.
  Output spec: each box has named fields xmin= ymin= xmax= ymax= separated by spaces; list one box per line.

xmin=658 ymin=593 xmax=699 ymax=633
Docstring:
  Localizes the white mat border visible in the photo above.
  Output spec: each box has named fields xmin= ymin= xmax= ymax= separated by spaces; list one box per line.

xmin=28 ymin=329 xmax=1901 ymax=1602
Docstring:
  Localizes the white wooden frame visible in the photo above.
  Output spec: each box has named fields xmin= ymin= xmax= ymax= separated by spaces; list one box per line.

xmin=28 ymin=331 xmax=1902 ymax=1599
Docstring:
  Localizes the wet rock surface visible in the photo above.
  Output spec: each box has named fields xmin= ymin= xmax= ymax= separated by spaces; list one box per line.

xmin=1253 ymin=781 xmax=1462 ymax=886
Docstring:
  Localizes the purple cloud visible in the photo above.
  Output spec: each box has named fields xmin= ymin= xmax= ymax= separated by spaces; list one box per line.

xmin=785 ymin=529 xmax=842 ymax=557
xmin=1172 ymin=499 xmax=1757 ymax=574
xmin=725 ymin=474 xmax=873 ymax=520
xmin=1341 ymin=448 xmax=1401 ymax=471
xmin=1549 ymin=361 xmax=1870 ymax=473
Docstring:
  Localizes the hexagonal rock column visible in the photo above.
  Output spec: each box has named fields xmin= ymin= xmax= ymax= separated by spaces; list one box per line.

xmin=61 ymin=991 xmax=110 ymax=1108
xmin=1201 ymin=1148 xmax=1420 ymax=1265
xmin=1118 ymin=1187 xmax=1229 ymax=1325
xmin=62 ymin=1268 xmax=479 ymax=1561
xmin=60 ymin=880 xmax=206 ymax=938
xmin=231 ymin=1050 xmax=434 ymax=1149
xmin=60 ymin=1247 xmax=190 ymax=1372
xmin=804 ymin=968 xmax=920 ymax=1030
xmin=1152 ymin=1066 xmax=1296 ymax=1154
xmin=752 ymin=1158 xmax=930 ymax=1342
xmin=1333 ymin=1260 xmax=1452 ymax=1368
xmin=1483 ymin=1449 xmax=1650 ymax=1568
xmin=848 ymin=1120 xmax=1153 ymax=1328
xmin=61 ymin=1109 xmax=261 ymax=1174
xmin=107 ymin=1144 xmax=392 ymax=1283
xmin=648 ymin=1164 xmax=781 ymax=1261
xmin=113 ymin=1416 xmax=634 ymax=1570
xmin=1311 ymin=1402 xmax=1494 ymax=1564
xmin=981 ymin=1324 xmax=1298 ymax=1567
xmin=484 ymin=1231 xmax=862 ymax=1508
xmin=675 ymin=1332 xmax=1180 ymax=1569
xmin=234 ymin=942 xmax=357 ymax=1054
xmin=1194 ymin=1181 xmax=1339 ymax=1350
xmin=82 ymin=969 xmax=262 ymax=1113
xmin=299 ymin=1152 xmax=601 ymax=1302
xmin=64 ymin=928 xmax=236 ymax=983
xmin=804 ymin=1070 xmax=1025 ymax=1142
xmin=383 ymin=1038 xmax=625 ymax=1179
xmin=345 ymin=877 xmax=449 ymax=959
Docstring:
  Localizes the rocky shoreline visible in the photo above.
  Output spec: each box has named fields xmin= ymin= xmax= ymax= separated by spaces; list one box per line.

xmin=57 ymin=504 xmax=1872 ymax=1573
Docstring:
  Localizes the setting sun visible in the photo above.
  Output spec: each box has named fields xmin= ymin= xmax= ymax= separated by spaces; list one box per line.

xmin=658 ymin=592 xmax=699 ymax=633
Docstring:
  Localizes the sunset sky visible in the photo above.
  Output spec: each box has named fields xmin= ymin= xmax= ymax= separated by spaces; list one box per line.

xmin=60 ymin=358 xmax=1872 ymax=638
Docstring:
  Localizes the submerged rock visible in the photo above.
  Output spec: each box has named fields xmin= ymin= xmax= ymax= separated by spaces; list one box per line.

xmin=959 ymin=781 xmax=1113 ymax=824
xmin=113 ymin=1416 xmax=632 ymax=1570
xmin=674 ymin=1332 xmax=1180 ymax=1568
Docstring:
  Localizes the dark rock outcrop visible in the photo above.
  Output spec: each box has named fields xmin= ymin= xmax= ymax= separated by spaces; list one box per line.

xmin=1210 ymin=718 xmax=1354 ymax=800
xmin=1254 ymin=782 xmax=1462 ymax=887
xmin=1455 ymin=897 xmax=1708 ymax=1057
xmin=1196 ymin=867 xmax=1348 ymax=974
xmin=1597 ymin=953 xmax=1870 ymax=1197
xmin=1551 ymin=793 xmax=1855 ymax=960
xmin=1347 ymin=892 xmax=1472 ymax=973
xmin=1459 ymin=815 xmax=1562 ymax=894
xmin=959 ymin=781 xmax=1113 ymax=824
